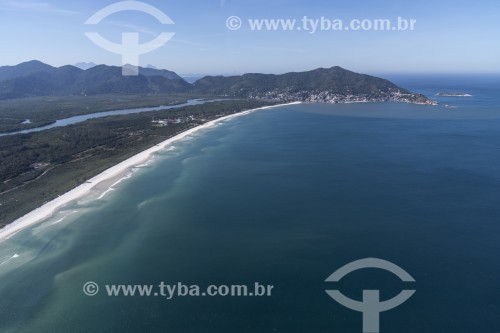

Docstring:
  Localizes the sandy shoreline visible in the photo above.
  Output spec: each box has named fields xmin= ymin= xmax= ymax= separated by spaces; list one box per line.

xmin=0 ymin=102 xmax=300 ymax=242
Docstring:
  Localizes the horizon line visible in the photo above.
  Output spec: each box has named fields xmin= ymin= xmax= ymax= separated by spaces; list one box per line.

xmin=2 ymin=60 xmax=500 ymax=77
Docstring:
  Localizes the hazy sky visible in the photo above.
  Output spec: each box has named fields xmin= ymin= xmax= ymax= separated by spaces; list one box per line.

xmin=1 ymin=0 xmax=499 ymax=75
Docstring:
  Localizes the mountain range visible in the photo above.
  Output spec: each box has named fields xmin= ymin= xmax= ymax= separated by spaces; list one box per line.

xmin=74 ymin=62 xmax=98 ymax=70
xmin=0 ymin=60 xmax=435 ymax=104
xmin=194 ymin=67 xmax=434 ymax=104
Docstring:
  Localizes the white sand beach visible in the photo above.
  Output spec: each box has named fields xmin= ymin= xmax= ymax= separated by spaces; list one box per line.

xmin=0 ymin=102 xmax=301 ymax=242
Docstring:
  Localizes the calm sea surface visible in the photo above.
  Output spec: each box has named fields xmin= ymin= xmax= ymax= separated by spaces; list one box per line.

xmin=0 ymin=76 xmax=499 ymax=332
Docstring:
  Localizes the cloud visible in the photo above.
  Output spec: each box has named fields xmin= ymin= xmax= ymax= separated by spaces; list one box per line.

xmin=0 ymin=1 xmax=78 ymax=15
xmin=168 ymin=37 xmax=214 ymax=51
xmin=106 ymin=20 xmax=159 ymax=37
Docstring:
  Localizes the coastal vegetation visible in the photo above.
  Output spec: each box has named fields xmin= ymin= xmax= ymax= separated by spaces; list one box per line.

xmin=0 ymin=61 xmax=436 ymax=105
xmin=0 ymin=99 xmax=273 ymax=227
xmin=0 ymin=94 xmax=208 ymax=133
xmin=194 ymin=66 xmax=435 ymax=104
xmin=0 ymin=61 xmax=436 ymax=228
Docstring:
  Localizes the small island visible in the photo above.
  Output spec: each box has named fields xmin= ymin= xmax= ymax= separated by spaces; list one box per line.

xmin=436 ymin=92 xmax=472 ymax=97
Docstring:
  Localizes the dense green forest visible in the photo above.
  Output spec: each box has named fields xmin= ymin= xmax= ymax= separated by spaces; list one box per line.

xmin=0 ymin=99 xmax=273 ymax=227
xmin=0 ymin=94 xmax=210 ymax=133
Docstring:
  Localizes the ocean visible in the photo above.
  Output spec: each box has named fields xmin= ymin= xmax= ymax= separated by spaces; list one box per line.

xmin=0 ymin=75 xmax=499 ymax=332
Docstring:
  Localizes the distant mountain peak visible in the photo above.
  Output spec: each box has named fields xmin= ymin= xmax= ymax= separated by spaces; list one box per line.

xmin=0 ymin=60 xmax=55 ymax=83
xmin=0 ymin=60 xmax=189 ymax=99
xmin=194 ymin=66 xmax=436 ymax=105
xmin=20 ymin=60 xmax=52 ymax=66
xmin=74 ymin=62 xmax=98 ymax=70
xmin=0 ymin=60 xmax=435 ymax=105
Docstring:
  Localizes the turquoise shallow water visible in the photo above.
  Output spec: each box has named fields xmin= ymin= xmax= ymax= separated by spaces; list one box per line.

xmin=0 ymin=79 xmax=499 ymax=332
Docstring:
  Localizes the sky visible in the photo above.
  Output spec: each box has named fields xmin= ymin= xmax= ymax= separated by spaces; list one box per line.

xmin=0 ymin=0 xmax=499 ymax=75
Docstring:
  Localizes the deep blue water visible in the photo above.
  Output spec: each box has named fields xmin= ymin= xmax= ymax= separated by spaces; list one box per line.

xmin=0 ymin=76 xmax=499 ymax=332
xmin=387 ymin=73 xmax=500 ymax=109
